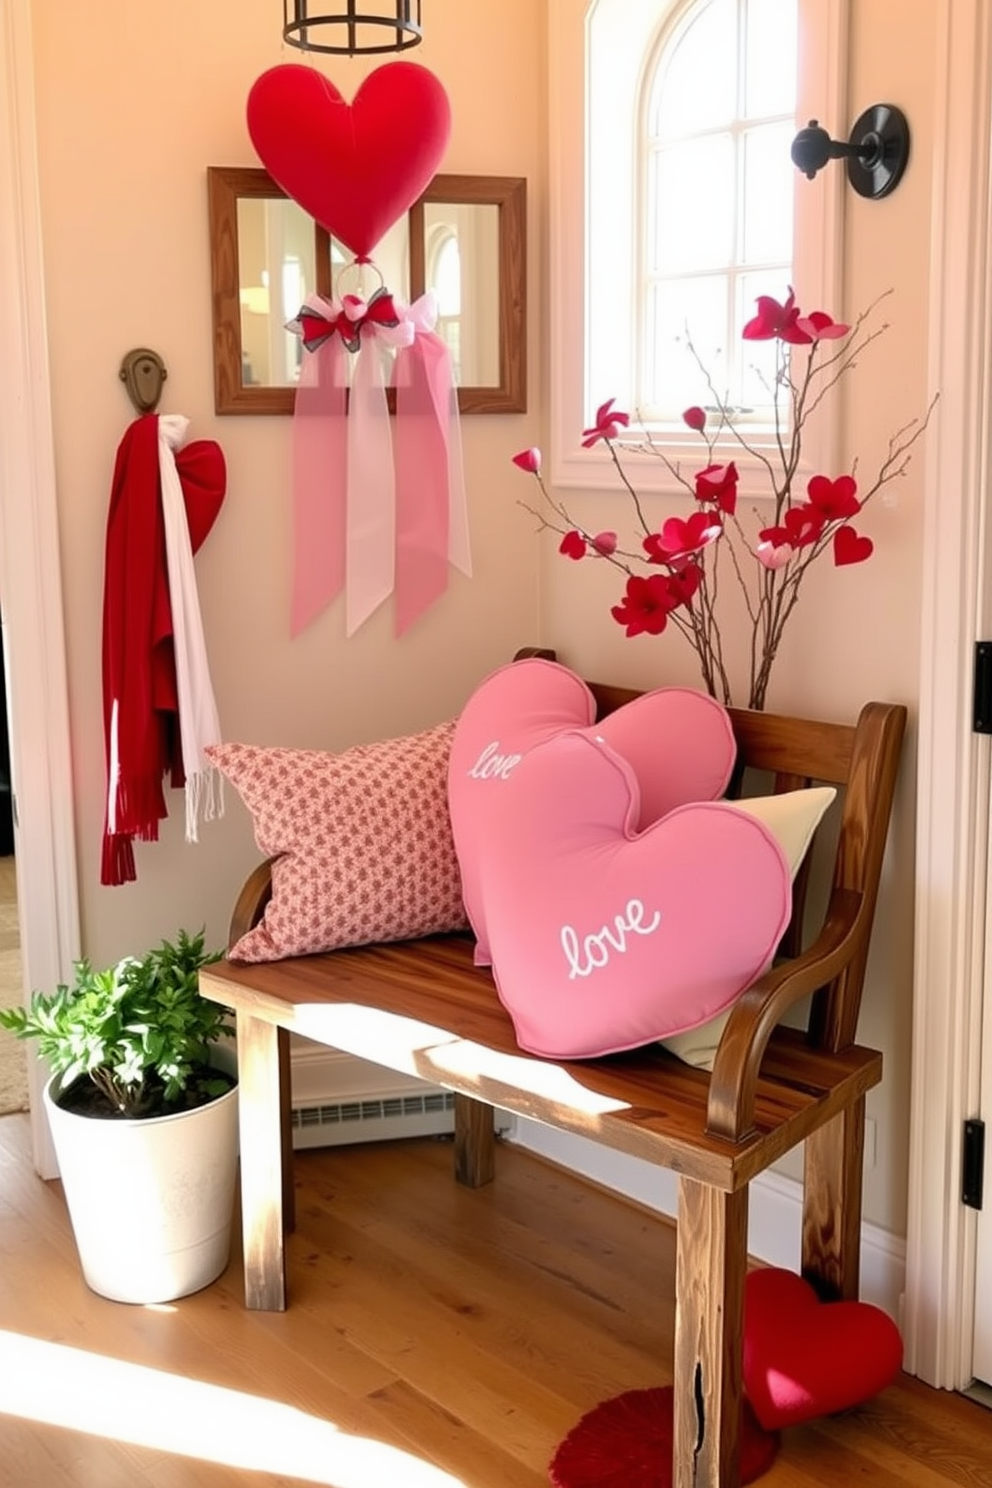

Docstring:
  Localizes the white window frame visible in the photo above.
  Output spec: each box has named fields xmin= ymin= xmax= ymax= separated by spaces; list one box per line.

xmin=548 ymin=0 xmax=848 ymax=500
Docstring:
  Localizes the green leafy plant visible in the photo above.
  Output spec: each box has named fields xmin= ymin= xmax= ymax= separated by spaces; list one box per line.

xmin=0 ymin=929 xmax=233 ymax=1119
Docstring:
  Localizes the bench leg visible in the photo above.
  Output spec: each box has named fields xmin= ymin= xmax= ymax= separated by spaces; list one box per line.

xmin=673 ymin=1178 xmax=748 ymax=1488
xmin=453 ymin=1093 xmax=496 ymax=1187
xmin=236 ymin=1012 xmax=291 ymax=1311
xmin=802 ymin=1095 xmax=865 ymax=1301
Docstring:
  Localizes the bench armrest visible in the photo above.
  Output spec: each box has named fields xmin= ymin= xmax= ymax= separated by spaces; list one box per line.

xmin=705 ymin=886 xmax=864 ymax=1142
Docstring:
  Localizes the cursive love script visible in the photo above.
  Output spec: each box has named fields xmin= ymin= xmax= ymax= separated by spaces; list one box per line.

xmin=467 ymin=741 xmax=523 ymax=781
xmin=561 ymin=898 xmax=662 ymax=979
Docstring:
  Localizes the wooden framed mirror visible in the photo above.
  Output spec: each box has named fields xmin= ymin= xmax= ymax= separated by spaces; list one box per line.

xmin=207 ymin=167 xmax=526 ymax=415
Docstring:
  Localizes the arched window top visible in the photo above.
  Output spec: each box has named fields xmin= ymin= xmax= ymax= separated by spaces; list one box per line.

xmin=550 ymin=0 xmax=846 ymax=493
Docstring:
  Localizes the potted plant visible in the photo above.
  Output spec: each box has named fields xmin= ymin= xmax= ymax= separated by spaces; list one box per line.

xmin=0 ymin=928 xmax=239 ymax=1305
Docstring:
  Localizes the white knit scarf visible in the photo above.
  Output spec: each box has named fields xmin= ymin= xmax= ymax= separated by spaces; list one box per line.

xmin=157 ymin=415 xmax=224 ymax=841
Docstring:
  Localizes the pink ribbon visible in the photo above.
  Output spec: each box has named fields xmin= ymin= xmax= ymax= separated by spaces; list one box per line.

xmin=289 ymin=297 xmax=347 ymax=638
xmin=287 ymin=286 xmax=471 ymax=638
xmin=393 ymin=293 xmax=471 ymax=636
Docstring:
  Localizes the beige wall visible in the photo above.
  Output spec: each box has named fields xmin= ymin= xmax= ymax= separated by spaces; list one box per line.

xmin=29 ymin=1 xmax=545 ymax=969
xmin=536 ymin=1 xmax=937 ymax=1236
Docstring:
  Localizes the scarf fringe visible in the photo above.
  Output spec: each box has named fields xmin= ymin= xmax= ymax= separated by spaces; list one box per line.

xmin=100 ymin=832 xmax=136 ymax=887
xmin=185 ymin=766 xmax=224 ymax=843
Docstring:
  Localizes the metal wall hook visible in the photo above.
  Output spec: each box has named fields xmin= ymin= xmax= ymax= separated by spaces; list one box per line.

xmin=791 ymin=103 xmax=910 ymax=200
xmin=119 ymin=348 xmax=168 ymax=414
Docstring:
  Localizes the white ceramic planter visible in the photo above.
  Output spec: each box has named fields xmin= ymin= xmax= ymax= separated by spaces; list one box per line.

xmin=43 ymin=1062 xmax=239 ymax=1304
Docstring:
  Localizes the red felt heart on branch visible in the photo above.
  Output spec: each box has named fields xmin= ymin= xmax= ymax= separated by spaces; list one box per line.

xmin=833 ymin=524 xmax=874 ymax=566
xmin=743 ymin=1268 xmax=903 ymax=1431
xmin=246 ymin=62 xmax=451 ymax=259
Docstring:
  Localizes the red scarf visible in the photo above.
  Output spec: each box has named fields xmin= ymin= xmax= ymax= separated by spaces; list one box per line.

xmin=100 ymin=415 xmax=226 ymax=886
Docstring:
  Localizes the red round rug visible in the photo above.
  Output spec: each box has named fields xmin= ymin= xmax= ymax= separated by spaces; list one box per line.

xmin=548 ymin=1386 xmax=780 ymax=1488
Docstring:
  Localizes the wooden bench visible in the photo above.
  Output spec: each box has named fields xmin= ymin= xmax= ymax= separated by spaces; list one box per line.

xmin=199 ymin=677 xmax=906 ymax=1488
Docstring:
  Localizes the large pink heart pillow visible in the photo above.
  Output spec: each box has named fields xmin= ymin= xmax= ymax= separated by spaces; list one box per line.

xmin=247 ymin=62 xmax=451 ymax=259
xmin=744 ymin=1268 xmax=903 ymax=1431
xmin=448 ymin=658 xmax=737 ymax=966
xmin=477 ymin=730 xmax=790 ymax=1058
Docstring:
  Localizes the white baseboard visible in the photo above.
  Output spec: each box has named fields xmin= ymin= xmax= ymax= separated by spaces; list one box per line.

xmin=506 ymin=1117 xmax=906 ymax=1323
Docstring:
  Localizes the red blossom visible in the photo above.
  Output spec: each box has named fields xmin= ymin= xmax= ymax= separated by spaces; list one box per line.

xmin=742 ymin=289 xmax=812 ymax=345
xmin=581 ymin=398 xmax=631 ymax=447
xmin=610 ymin=574 xmax=679 ymax=637
xmin=590 ymin=531 xmax=618 ymax=556
xmin=646 ymin=512 xmax=723 ymax=562
xmin=666 ymin=562 xmax=703 ymax=606
xmin=795 ymin=311 xmax=850 ymax=340
xmin=763 ymin=506 xmax=825 ymax=549
xmin=806 ymin=474 xmax=860 ymax=521
xmin=512 ymin=447 xmax=542 ymax=473
xmin=694 ymin=462 xmax=739 ymax=514
xmin=559 ymin=530 xmax=588 ymax=560
xmin=683 ymin=406 xmax=707 ymax=431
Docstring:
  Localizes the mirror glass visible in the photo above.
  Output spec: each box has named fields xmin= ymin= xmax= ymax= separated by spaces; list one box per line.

xmin=422 ymin=202 xmax=500 ymax=387
xmin=236 ymin=196 xmax=316 ymax=388
xmin=208 ymin=168 xmax=526 ymax=414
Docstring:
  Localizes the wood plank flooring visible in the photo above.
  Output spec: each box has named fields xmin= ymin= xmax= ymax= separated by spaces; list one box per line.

xmin=0 ymin=1114 xmax=989 ymax=1487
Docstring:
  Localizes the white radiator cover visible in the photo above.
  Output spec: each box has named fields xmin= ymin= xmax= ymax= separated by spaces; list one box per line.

xmin=289 ymin=1037 xmax=512 ymax=1149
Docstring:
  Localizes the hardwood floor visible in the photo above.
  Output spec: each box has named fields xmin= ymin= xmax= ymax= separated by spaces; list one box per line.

xmin=0 ymin=1113 xmax=988 ymax=1486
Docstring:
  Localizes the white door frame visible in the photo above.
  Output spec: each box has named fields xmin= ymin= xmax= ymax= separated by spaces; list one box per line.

xmin=905 ymin=0 xmax=992 ymax=1390
xmin=0 ymin=0 xmax=81 ymax=1178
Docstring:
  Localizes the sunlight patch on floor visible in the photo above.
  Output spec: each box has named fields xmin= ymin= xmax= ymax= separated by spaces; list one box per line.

xmin=0 ymin=1329 xmax=467 ymax=1487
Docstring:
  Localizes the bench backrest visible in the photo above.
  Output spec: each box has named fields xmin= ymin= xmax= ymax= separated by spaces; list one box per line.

xmin=590 ymin=682 xmax=907 ymax=1054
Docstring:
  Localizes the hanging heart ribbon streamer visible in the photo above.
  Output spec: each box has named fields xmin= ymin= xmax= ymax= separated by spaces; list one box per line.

xmin=287 ymin=287 xmax=470 ymax=638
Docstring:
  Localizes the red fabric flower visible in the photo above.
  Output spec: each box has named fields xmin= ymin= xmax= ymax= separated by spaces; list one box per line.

xmin=683 ymin=405 xmax=707 ymax=431
xmin=581 ymin=398 xmax=631 ymax=447
xmin=795 ymin=311 xmax=850 ymax=341
xmin=610 ymin=574 xmax=678 ymax=636
xmin=646 ymin=511 xmax=722 ymax=562
xmin=742 ymin=289 xmax=812 ymax=345
xmin=666 ymin=562 xmax=703 ymax=606
xmin=694 ymin=462 xmax=738 ymax=514
xmin=806 ymin=474 xmax=860 ymax=520
xmin=760 ymin=506 xmax=825 ymax=551
xmin=512 ymin=447 xmax=541 ymax=473
xmin=560 ymin=530 xmax=588 ymax=560
xmin=590 ymin=531 xmax=618 ymax=556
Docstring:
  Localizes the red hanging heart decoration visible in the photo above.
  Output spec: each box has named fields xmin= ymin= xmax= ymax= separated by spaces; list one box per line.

xmin=246 ymin=62 xmax=451 ymax=259
xmin=743 ymin=1268 xmax=903 ymax=1431
xmin=833 ymin=524 xmax=874 ymax=566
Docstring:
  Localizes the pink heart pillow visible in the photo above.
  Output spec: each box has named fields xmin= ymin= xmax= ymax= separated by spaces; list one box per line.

xmin=744 ymin=1268 xmax=903 ymax=1431
xmin=247 ymin=62 xmax=451 ymax=259
xmin=448 ymin=658 xmax=737 ymax=965
xmin=477 ymin=730 xmax=790 ymax=1058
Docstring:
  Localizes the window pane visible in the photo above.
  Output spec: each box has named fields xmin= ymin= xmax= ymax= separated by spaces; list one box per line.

xmin=643 ymin=277 xmax=731 ymax=413
xmin=744 ymin=0 xmax=798 ymax=117
xmin=741 ymin=122 xmax=795 ymax=265
xmin=650 ymin=0 xmax=737 ymax=139
xmin=650 ymin=135 xmax=735 ymax=272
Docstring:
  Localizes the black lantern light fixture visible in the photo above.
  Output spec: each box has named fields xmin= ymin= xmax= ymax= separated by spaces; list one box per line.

xmin=282 ymin=0 xmax=422 ymax=55
xmin=791 ymin=103 xmax=910 ymax=199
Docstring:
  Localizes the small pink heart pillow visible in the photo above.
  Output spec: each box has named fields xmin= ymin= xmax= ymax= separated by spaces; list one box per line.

xmin=448 ymin=659 xmax=737 ymax=965
xmin=247 ymin=62 xmax=451 ymax=258
xmin=744 ymin=1268 xmax=903 ymax=1431
xmin=476 ymin=730 xmax=790 ymax=1058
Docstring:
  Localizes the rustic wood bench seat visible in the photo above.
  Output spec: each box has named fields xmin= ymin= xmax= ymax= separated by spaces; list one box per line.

xmin=199 ymin=678 xmax=906 ymax=1488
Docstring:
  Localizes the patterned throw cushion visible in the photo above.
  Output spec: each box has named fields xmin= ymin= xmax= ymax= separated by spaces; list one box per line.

xmin=207 ymin=721 xmax=469 ymax=962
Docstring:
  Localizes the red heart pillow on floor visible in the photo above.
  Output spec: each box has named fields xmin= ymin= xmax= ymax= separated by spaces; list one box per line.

xmin=743 ymin=1267 xmax=903 ymax=1431
xmin=247 ymin=62 xmax=451 ymax=258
